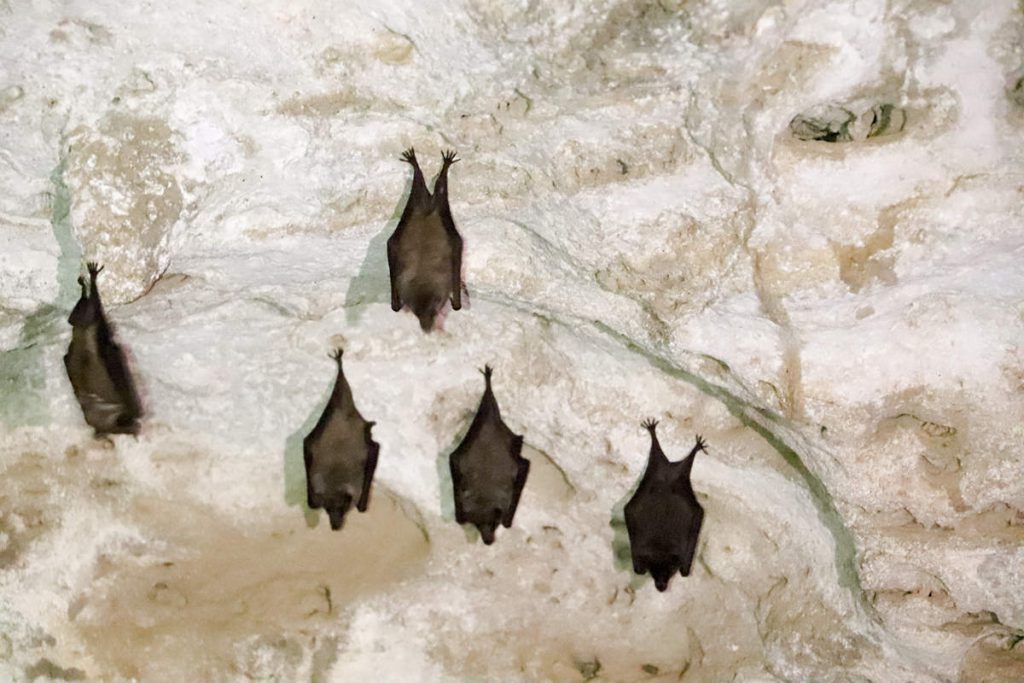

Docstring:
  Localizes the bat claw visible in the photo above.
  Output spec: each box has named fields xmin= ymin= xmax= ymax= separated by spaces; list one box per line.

xmin=86 ymin=262 xmax=104 ymax=278
xmin=441 ymin=149 xmax=460 ymax=165
xmin=400 ymin=147 xmax=417 ymax=164
xmin=329 ymin=347 xmax=344 ymax=363
xmin=641 ymin=418 xmax=659 ymax=434
xmin=694 ymin=434 xmax=708 ymax=453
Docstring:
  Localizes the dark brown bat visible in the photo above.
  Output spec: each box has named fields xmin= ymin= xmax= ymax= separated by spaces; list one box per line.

xmin=63 ymin=262 xmax=143 ymax=436
xmin=449 ymin=366 xmax=530 ymax=545
xmin=303 ymin=348 xmax=379 ymax=530
xmin=624 ymin=420 xmax=707 ymax=591
xmin=387 ymin=148 xmax=464 ymax=333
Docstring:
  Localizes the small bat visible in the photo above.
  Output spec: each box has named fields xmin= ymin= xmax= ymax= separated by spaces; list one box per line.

xmin=624 ymin=420 xmax=707 ymax=591
xmin=63 ymin=262 xmax=143 ymax=436
xmin=387 ymin=147 xmax=464 ymax=333
xmin=449 ymin=366 xmax=530 ymax=545
xmin=303 ymin=348 xmax=380 ymax=530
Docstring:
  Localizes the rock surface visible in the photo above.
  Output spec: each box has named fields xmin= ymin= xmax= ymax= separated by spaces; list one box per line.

xmin=1 ymin=0 xmax=1022 ymax=681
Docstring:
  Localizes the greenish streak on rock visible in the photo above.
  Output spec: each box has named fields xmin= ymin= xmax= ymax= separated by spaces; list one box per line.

xmin=513 ymin=88 xmax=533 ymax=115
xmin=0 ymin=149 xmax=82 ymax=427
xmin=51 ymin=149 xmax=82 ymax=309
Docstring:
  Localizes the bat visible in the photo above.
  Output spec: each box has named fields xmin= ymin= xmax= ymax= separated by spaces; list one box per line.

xmin=449 ymin=366 xmax=530 ymax=545
xmin=303 ymin=348 xmax=380 ymax=530
xmin=624 ymin=420 xmax=707 ymax=591
xmin=63 ymin=262 xmax=143 ymax=436
xmin=386 ymin=148 xmax=464 ymax=333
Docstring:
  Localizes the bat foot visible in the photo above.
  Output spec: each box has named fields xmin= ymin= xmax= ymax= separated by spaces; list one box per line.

xmin=86 ymin=262 xmax=104 ymax=278
xmin=441 ymin=149 xmax=460 ymax=165
xmin=400 ymin=147 xmax=417 ymax=165
xmin=641 ymin=418 xmax=659 ymax=433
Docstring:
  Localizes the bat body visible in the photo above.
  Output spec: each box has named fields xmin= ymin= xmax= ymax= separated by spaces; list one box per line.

xmin=449 ymin=366 xmax=530 ymax=545
xmin=63 ymin=262 xmax=143 ymax=436
xmin=624 ymin=420 xmax=707 ymax=591
xmin=303 ymin=349 xmax=379 ymax=530
xmin=387 ymin=148 xmax=464 ymax=333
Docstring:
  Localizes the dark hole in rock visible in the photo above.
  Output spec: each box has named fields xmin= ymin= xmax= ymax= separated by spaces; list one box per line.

xmin=867 ymin=104 xmax=906 ymax=138
xmin=789 ymin=105 xmax=856 ymax=142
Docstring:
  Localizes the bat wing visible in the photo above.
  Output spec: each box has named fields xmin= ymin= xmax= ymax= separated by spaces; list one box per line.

xmin=79 ymin=392 xmax=129 ymax=433
xmin=303 ymin=436 xmax=318 ymax=509
xmin=100 ymin=340 xmax=142 ymax=419
xmin=449 ymin=449 xmax=467 ymax=524
xmin=386 ymin=233 xmax=402 ymax=311
xmin=501 ymin=436 xmax=528 ymax=528
xmin=679 ymin=501 xmax=704 ymax=577
xmin=357 ymin=439 xmax=379 ymax=512
xmin=623 ymin=492 xmax=649 ymax=574
xmin=442 ymin=215 xmax=463 ymax=310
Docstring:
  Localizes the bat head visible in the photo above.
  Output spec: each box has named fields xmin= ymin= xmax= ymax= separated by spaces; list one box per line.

xmin=477 ymin=521 xmax=497 ymax=545
xmin=413 ymin=305 xmax=439 ymax=332
xmin=647 ymin=553 xmax=681 ymax=592
xmin=325 ymin=492 xmax=354 ymax=530
xmin=407 ymin=290 xmax=443 ymax=332
xmin=113 ymin=411 xmax=141 ymax=436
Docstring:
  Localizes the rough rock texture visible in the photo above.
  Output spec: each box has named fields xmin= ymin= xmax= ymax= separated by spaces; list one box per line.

xmin=1 ymin=0 xmax=1022 ymax=681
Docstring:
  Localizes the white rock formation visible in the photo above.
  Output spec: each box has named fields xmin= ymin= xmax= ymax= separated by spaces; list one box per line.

xmin=0 ymin=0 xmax=1022 ymax=681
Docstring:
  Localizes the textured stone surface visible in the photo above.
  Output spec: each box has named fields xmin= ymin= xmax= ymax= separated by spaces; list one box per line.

xmin=0 ymin=0 xmax=1022 ymax=681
